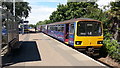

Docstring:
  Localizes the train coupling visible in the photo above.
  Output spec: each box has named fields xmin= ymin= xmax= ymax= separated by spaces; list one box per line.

xmin=86 ymin=47 xmax=100 ymax=56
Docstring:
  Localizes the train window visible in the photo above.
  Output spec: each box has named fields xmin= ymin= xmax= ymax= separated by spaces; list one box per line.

xmin=77 ymin=21 xmax=102 ymax=36
xmin=56 ymin=25 xmax=64 ymax=32
xmin=53 ymin=27 xmax=54 ymax=31
xmin=56 ymin=25 xmax=58 ymax=31
xmin=50 ymin=26 xmax=52 ymax=30
xmin=70 ymin=24 xmax=74 ymax=33
xmin=50 ymin=27 xmax=51 ymax=30
xmin=51 ymin=26 xmax=53 ymax=30
xmin=61 ymin=27 xmax=64 ymax=32
xmin=53 ymin=27 xmax=55 ymax=31
xmin=55 ymin=27 xmax=57 ymax=31
xmin=60 ymin=24 xmax=64 ymax=27
xmin=93 ymin=23 xmax=102 ymax=35
xmin=86 ymin=23 xmax=93 ymax=35
xmin=57 ymin=26 xmax=61 ymax=31
xmin=77 ymin=22 xmax=86 ymax=36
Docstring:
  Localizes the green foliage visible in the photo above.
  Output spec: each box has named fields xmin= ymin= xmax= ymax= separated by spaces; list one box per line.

xmin=103 ymin=39 xmax=120 ymax=61
xmin=49 ymin=2 xmax=101 ymax=23
xmin=15 ymin=2 xmax=31 ymax=18
xmin=104 ymin=31 xmax=112 ymax=40
xmin=102 ymin=1 xmax=120 ymax=61
xmin=109 ymin=1 xmax=120 ymax=20
xmin=67 ymin=0 xmax=97 ymax=2
xmin=106 ymin=1 xmax=120 ymax=40
xmin=2 ymin=2 xmax=31 ymax=18
xmin=36 ymin=20 xmax=52 ymax=26
xmin=29 ymin=24 xmax=36 ymax=28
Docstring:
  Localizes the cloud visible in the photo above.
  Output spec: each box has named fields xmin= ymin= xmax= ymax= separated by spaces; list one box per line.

xmin=26 ymin=5 xmax=56 ymax=24
xmin=97 ymin=0 xmax=115 ymax=8
xmin=25 ymin=0 xmax=67 ymax=24
xmin=97 ymin=0 xmax=115 ymax=6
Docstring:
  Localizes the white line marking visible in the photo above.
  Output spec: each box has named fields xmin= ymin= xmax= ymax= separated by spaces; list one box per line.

xmin=43 ymin=34 xmax=47 ymax=36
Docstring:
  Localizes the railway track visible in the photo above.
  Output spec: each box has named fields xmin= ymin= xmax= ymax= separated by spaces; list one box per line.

xmin=77 ymin=50 xmax=116 ymax=68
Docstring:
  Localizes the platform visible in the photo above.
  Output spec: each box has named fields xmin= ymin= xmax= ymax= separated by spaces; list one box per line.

xmin=2 ymin=33 xmax=107 ymax=67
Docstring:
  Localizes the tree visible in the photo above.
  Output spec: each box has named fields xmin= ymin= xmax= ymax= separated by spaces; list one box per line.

xmin=49 ymin=2 xmax=101 ymax=23
xmin=107 ymin=1 xmax=120 ymax=41
xmin=2 ymin=2 xmax=31 ymax=18
xmin=29 ymin=24 xmax=36 ymax=28
xmin=15 ymin=2 xmax=31 ymax=18
xmin=36 ymin=20 xmax=52 ymax=26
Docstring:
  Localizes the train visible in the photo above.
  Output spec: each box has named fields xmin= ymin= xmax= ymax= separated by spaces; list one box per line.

xmin=1 ymin=8 xmax=20 ymax=56
xmin=37 ymin=18 xmax=103 ymax=55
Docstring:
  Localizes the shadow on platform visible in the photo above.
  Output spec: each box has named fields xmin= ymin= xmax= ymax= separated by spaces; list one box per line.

xmin=2 ymin=41 xmax=41 ymax=67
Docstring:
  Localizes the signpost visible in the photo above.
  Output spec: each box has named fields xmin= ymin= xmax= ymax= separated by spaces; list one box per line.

xmin=19 ymin=20 xmax=29 ymax=34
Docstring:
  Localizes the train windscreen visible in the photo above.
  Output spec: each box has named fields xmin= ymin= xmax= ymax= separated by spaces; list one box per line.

xmin=77 ymin=21 xmax=102 ymax=36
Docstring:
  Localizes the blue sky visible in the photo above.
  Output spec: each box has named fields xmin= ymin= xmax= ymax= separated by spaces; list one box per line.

xmin=26 ymin=1 xmax=66 ymax=24
xmin=30 ymin=2 xmax=62 ymax=8
xmin=26 ymin=0 xmax=115 ymax=24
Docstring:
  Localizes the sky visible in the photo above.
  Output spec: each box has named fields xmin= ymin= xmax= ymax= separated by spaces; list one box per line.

xmin=25 ymin=0 xmax=115 ymax=24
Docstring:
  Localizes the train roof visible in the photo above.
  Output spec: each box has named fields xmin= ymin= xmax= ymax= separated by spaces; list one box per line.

xmin=40 ymin=18 xmax=101 ymax=26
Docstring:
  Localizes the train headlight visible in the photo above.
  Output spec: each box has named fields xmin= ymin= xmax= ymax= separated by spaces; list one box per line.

xmin=97 ymin=41 xmax=103 ymax=44
xmin=75 ymin=41 xmax=82 ymax=45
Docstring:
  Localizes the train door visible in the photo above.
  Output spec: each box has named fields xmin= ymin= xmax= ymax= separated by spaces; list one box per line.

xmin=45 ymin=25 xmax=48 ymax=33
xmin=69 ymin=23 xmax=75 ymax=46
xmin=65 ymin=24 xmax=69 ymax=44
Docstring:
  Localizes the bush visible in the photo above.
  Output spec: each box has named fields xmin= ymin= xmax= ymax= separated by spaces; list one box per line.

xmin=103 ymin=39 xmax=120 ymax=62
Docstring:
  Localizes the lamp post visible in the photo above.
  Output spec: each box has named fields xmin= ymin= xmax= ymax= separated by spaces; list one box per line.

xmin=13 ymin=0 xmax=15 ymax=22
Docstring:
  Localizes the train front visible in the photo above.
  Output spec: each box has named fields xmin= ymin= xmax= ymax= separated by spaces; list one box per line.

xmin=74 ymin=20 xmax=103 ymax=55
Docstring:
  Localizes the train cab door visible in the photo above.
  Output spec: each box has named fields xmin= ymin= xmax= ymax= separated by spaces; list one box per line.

xmin=65 ymin=24 xmax=69 ymax=44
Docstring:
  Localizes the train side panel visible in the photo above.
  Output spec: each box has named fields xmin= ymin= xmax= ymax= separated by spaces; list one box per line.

xmin=47 ymin=25 xmax=65 ymax=42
